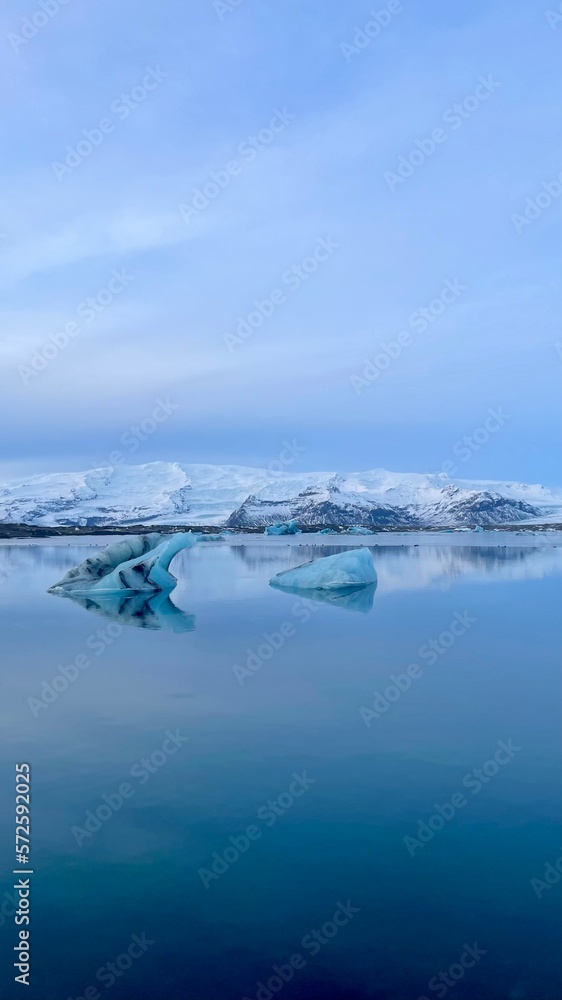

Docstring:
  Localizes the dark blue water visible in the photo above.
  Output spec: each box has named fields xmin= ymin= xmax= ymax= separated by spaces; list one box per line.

xmin=0 ymin=537 xmax=561 ymax=1000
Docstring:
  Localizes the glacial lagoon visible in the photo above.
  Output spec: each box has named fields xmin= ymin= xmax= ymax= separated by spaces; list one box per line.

xmin=0 ymin=534 xmax=561 ymax=999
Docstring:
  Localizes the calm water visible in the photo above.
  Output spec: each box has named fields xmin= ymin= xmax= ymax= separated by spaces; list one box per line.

xmin=0 ymin=536 xmax=561 ymax=1000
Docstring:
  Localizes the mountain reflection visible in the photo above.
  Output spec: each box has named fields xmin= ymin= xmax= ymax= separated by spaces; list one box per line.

xmin=231 ymin=541 xmax=562 ymax=592
xmin=1 ymin=538 xmax=562 ymax=626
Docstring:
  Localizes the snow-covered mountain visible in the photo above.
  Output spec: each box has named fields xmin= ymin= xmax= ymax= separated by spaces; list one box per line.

xmin=0 ymin=462 xmax=561 ymax=528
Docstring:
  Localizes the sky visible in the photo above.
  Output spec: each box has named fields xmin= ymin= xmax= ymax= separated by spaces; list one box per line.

xmin=0 ymin=0 xmax=561 ymax=485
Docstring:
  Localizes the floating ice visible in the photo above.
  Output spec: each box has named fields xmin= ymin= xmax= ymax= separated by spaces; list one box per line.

xmin=265 ymin=520 xmax=300 ymax=536
xmin=345 ymin=526 xmax=375 ymax=535
xmin=48 ymin=532 xmax=197 ymax=594
xmin=270 ymin=546 xmax=377 ymax=592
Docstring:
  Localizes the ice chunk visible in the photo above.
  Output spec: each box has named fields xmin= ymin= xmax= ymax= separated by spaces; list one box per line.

xmin=345 ymin=526 xmax=375 ymax=535
xmin=270 ymin=546 xmax=376 ymax=591
xmin=265 ymin=520 xmax=300 ymax=536
xmin=48 ymin=532 xmax=197 ymax=594
xmin=48 ymin=533 xmax=163 ymax=592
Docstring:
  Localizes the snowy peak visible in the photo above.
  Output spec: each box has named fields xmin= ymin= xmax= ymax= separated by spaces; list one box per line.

xmin=0 ymin=462 xmax=560 ymax=528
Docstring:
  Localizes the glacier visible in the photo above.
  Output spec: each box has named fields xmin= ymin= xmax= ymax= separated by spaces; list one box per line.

xmin=48 ymin=532 xmax=197 ymax=594
xmin=1 ymin=461 xmax=561 ymax=530
xmin=270 ymin=546 xmax=377 ymax=592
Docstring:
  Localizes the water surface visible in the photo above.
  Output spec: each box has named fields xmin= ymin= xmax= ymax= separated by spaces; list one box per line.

xmin=0 ymin=536 xmax=561 ymax=1000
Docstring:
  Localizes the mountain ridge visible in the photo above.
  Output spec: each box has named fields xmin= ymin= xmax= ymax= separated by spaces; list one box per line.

xmin=1 ymin=461 xmax=561 ymax=529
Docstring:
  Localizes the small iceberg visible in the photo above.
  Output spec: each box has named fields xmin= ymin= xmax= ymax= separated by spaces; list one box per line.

xmin=48 ymin=532 xmax=197 ymax=595
xmin=345 ymin=526 xmax=375 ymax=535
xmin=270 ymin=546 xmax=377 ymax=592
xmin=265 ymin=520 xmax=300 ymax=536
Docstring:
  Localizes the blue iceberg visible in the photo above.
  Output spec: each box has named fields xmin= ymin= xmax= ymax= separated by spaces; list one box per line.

xmin=345 ymin=526 xmax=375 ymax=535
xmin=270 ymin=546 xmax=377 ymax=592
xmin=265 ymin=520 xmax=300 ymax=536
xmin=48 ymin=532 xmax=197 ymax=595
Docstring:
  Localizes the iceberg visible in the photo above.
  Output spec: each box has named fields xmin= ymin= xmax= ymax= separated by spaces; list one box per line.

xmin=270 ymin=546 xmax=377 ymax=592
xmin=345 ymin=526 xmax=375 ymax=535
xmin=48 ymin=532 xmax=197 ymax=594
xmin=265 ymin=520 xmax=300 ymax=536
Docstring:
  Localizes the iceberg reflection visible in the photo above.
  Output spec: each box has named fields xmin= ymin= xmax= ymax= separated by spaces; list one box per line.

xmin=54 ymin=588 xmax=196 ymax=632
xmin=270 ymin=581 xmax=377 ymax=613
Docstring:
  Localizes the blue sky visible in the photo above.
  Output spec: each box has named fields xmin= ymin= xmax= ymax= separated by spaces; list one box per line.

xmin=0 ymin=0 xmax=560 ymax=484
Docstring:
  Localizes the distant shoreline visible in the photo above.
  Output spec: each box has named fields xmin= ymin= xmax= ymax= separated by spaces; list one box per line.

xmin=1 ymin=522 xmax=561 ymax=540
